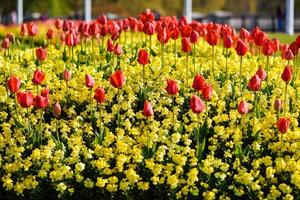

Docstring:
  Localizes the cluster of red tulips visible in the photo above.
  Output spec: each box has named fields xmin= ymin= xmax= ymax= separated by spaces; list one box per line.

xmin=2 ymin=8 xmax=300 ymax=138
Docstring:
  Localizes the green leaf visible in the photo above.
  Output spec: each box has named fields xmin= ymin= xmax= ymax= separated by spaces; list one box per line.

xmin=197 ymin=137 xmax=206 ymax=161
xmin=243 ymin=145 xmax=250 ymax=156
xmin=13 ymin=117 xmax=24 ymax=129
xmin=150 ymin=48 xmax=157 ymax=57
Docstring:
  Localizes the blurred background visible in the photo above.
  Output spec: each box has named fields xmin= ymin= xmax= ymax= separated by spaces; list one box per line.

xmin=0 ymin=0 xmax=299 ymax=32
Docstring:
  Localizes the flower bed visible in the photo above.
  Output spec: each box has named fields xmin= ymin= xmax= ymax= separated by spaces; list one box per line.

xmin=1 ymin=10 xmax=300 ymax=199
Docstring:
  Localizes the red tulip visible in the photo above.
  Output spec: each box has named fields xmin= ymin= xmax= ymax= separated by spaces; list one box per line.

xmin=27 ymin=22 xmax=38 ymax=37
xmin=89 ymin=22 xmax=99 ymax=36
xmin=6 ymin=33 xmax=14 ymax=43
xmin=20 ymin=23 xmax=27 ymax=36
xmin=35 ymin=95 xmax=49 ymax=109
xmin=65 ymin=33 xmax=76 ymax=47
xmin=272 ymin=38 xmax=280 ymax=52
xmin=157 ymin=27 xmax=170 ymax=44
xmin=190 ymin=30 xmax=199 ymax=44
xmin=1 ymin=37 xmax=10 ymax=49
xmin=192 ymin=73 xmax=206 ymax=91
xmin=254 ymin=31 xmax=267 ymax=46
xmin=107 ymin=39 xmax=115 ymax=52
xmin=109 ymin=70 xmax=126 ymax=89
xmin=284 ymin=49 xmax=294 ymax=60
xmin=239 ymin=28 xmax=250 ymax=41
xmin=223 ymin=35 xmax=233 ymax=48
xmin=166 ymin=79 xmax=179 ymax=95
xmin=63 ymin=20 xmax=73 ymax=32
xmin=277 ymin=117 xmax=290 ymax=133
xmin=85 ymin=74 xmax=95 ymax=88
xmin=17 ymin=91 xmax=34 ymax=108
xmin=55 ymin=19 xmax=63 ymax=30
xmin=137 ymin=49 xmax=149 ymax=65
xmin=289 ymin=42 xmax=299 ymax=56
xmin=202 ymin=84 xmax=213 ymax=101
xmin=143 ymin=100 xmax=154 ymax=117
xmin=41 ymin=86 xmax=50 ymax=98
xmin=238 ymin=100 xmax=249 ymax=115
xmin=98 ymin=14 xmax=107 ymax=25
xmin=181 ymin=25 xmax=193 ymax=37
xmin=143 ymin=22 xmax=155 ymax=36
xmin=94 ymin=87 xmax=106 ymax=103
xmin=181 ymin=37 xmax=192 ymax=53
xmin=281 ymin=65 xmax=293 ymax=83
xmin=189 ymin=95 xmax=205 ymax=114
xmin=36 ymin=47 xmax=47 ymax=61
xmin=32 ymin=69 xmax=45 ymax=85
xmin=255 ymin=66 xmax=267 ymax=81
xmin=235 ymin=39 xmax=248 ymax=56
xmin=205 ymin=30 xmax=218 ymax=46
xmin=274 ymin=99 xmax=283 ymax=111
xmin=7 ymin=76 xmax=21 ymax=93
xmin=63 ymin=70 xmax=72 ymax=82
xmin=46 ymin=28 xmax=54 ymax=40
xmin=171 ymin=28 xmax=179 ymax=40
xmin=53 ymin=102 xmax=62 ymax=118
xmin=262 ymin=39 xmax=274 ymax=56
xmin=247 ymin=74 xmax=262 ymax=91
xmin=113 ymin=44 xmax=122 ymax=56
xmin=139 ymin=9 xmax=155 ymax=23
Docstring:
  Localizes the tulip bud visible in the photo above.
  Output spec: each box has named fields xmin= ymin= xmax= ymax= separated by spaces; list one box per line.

xmin=262 ymin=39 xmax=274 ymax=56
xmin=189 ymin=95 xmax=205 ymax=114
xmin=285 ymin=49 xmax=294 ymax=60
xmin=192 ymin=73 xmax=206 ymax=91
xmin=247 ymin=74 xmax=261 ymax=91
xmin=281 ymin=65 xmax=293 ymax=83
xmin=238 ymin=100 xmax=249 ymax=115
xmin=113 ymin=44 xmax=122 ymax=56
xmin=63 ymin=70 xmax=72 ymax=82
xmin=46 ymin=28 xmax=54 ymax=40
xmin=32 ymin=69 xmax=45 ymax=85
xmin=1 ymin=37 xmax=10 ymax=49
xmin=20 ymin=23 xmax=27 ymax=36
xmin=107 ymin=39 xmax=115 ymax=52
xmin=277 ymin=117 xmax=290 ymax=133
xmin=53 ymin=102 xmax=62 ymax=118
xmin=166 ymin=79 xmax=179 ymax=95
xmin=223 ymin=35 xmax=233 ymax=49
xmin=205 ymin=30 xmax=218 ymax=46
xmin=202 ymin=84 xmax=213 ymax=101
xmin=109 ymin=70 xmax=126 ymax=89
xmin=94 ymin=87 xmax=105 ymax=103
xmin=157 ymin=27 xmax=170 ymax=44
xmin=235 ymin=39 xmax=248 ymax=56
xmin=255 ymin=66 xmax=267 ymax=81
xmin=27 ymin=22 xmax=38 ymax=37
xmin=85 ymin=74 xmax=95 ymax=88
xmin=137 ymin=49 xmax=149 ymax=65
xmin=36 ymin=47 xmax=47 ymax=61
xmin=55 ymin=19 xmax=63 ymax=30
xmin=190 ymin=30 xmax=199 ymax=44
xmin=7 ymin=75 xmax=21 ymax=93
xmin=181 ymin=37 xmax=192 ymax=53
xmin=41 ymin=86 xmax=50 ymax=98
xmin=274 ymin=99 xmax=283 ymax=111
xmin=143 ymin=100 xmax=154 ymax=117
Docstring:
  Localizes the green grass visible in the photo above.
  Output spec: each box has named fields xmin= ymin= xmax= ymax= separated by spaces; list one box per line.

xmin=268 ymin=32 xmax=298 ymax=44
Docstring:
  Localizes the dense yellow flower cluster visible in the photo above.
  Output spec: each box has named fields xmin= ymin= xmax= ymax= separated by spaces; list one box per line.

xmin=0 ymin=30 xmax=300 ymax=199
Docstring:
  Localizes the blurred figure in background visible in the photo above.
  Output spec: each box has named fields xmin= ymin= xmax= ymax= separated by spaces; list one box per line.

xmin=276 ymin=5 xmax=284 ymax=32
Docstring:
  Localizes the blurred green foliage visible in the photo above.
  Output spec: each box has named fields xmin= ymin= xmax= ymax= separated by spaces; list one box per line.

xmin=0 ymin=0 xmax=300 ymax=18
